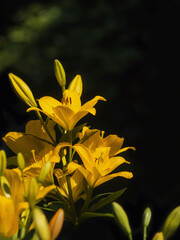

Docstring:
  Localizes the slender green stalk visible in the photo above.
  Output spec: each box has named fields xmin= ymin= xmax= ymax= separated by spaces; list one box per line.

xmin=66 ymin=175 xmax=77 ymax=224
xmin=143 ymin=226 xmax=147 ymax=240
xmin=35 ymin=111 xmax=56 ymax=146
xmin=80 ymin=186 xmax=93 ymax=214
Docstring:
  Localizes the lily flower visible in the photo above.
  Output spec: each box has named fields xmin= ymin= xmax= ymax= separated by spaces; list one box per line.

xmin=0 ymin=195 xmax=19 ymax=237
xmin=3 ymin=120 xmax=59 ymax=184
xmin=67 ymin=127 xmax=135 ymax=188
xmin=27 ymin=80 xmax=106 ymax=131
xmin=54 ymin=168 xmax=85 ymax=202
xmin=0 ymin=168 xmax=55 ymax=238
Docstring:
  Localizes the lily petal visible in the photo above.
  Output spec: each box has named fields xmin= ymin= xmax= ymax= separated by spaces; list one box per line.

xmin=95 ymin=171 xmax=133 ymax=188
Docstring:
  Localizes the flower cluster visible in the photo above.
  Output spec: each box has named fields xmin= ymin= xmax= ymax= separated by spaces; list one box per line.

xmin=0 ymin=59 xmax=135 ymax=239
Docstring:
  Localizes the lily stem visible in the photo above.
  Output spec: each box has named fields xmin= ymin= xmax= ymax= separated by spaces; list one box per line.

xmin=66 ymin=175 xmax=77 ymax=224
xmin=81 ymin=186 xmax=93 ymax=214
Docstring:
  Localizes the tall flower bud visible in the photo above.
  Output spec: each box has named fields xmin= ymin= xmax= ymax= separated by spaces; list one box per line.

xmin=112 ymin=202 xmax=132 ymax=240
xmin=68 ymin=75 xmax=83 ymax=97
xmin=17 ymin=152 xmax=25 ymax=171
xmin=49 ymin=208 xmax=64 ymax=240
xmin=54 ymin=59 xmax=66 ymax=92
xmin=0 ymin=150 xmax=7 ymax=176
xmin=9 ymin=73 xmax=37 ymax=107
xmin=142 ymin=207 xmax=152 ymax=240
xmin=38 ymin=161 xmax=52 ymax=183
xmin=33 ymin=207 xmax=51 ymax=240
xmin=28 ymin=177 xmax=38 ymax=208
xmin=162 ymin=206 xmax=180 ymax=240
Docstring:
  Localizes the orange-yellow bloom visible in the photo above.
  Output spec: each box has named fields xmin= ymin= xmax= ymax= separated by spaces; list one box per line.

xmin=0 ymin=195 xmax=19 ymax=237
xmin=27 ymin=88 xmax=106 ymax=131
xmin=54 ymin=168 xmax=85 ymax=202
xmin=68 ymin=127 xmax=135 ymax=187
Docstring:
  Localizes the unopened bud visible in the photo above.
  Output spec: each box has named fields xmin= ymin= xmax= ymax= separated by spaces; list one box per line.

xmin=49 ymin=208 xmax=64 ymax=240
xmin=0 ymin=150 xmax=6 ymax=176
xmin=9 ymin=73 xmax=37 ymax=107
xmin=28 ymin=177 xmax=38 ymax=208
xmin=143 ymin=207 xmax=152 ymax=228
xmin=38 ymin=161 xmax=52 ymax=183
xmin=33 ymin=207 xmax=51 ymax=240
xmin=68 ymin=74 xmax=83 ymax=97
xmin=17 ymin=152 xmax=25 ymax=171
xmin=54 ymin=59 xmax=66 ymax=91
xmin=162 ymin=206 xmax=180 ymax=240
xmin=112 ymin=202 xmax=132 ymax=240
xmin=0 ymin=175 xmax=11 ymax=198
xmin=153 ymin=232 xmax=164 ymax=240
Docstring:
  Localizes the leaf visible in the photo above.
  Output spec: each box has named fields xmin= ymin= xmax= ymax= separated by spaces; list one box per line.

xmin=79 ymin=212 xmax=113 ymax=223
xmin=88 ymin=188 xmax=127 ymax=212
xmin=6 ymin=156 xmax=18 ymax=167
xmin=91 ymin=192 xmax=114 ymax=203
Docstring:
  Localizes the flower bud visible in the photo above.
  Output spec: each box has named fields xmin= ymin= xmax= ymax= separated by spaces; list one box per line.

xmin=28 ymin=177 xmax=38 ymax=208
xmin=142 ymin=207 xmax=152 ymax=228
xmin=33 ymin=207 xmax=51 ymax=240
xmin=38 ymin=161 xmax=52 ymax=183
xmin=9 ymin=73 xmax=37 ymax=107
xmin=152 ymin=232 xmax=164 ymax=240
xmin=0 ymin=175 xmax=11 ymax=198
xmin=112 ymin=202 xmax=132 ymax=240
xmin=54 ymin=59 xmax=66 ymax=91
xmin=0 ymin=150 xmax=6 ymax=176
xmin=68 ymin=74 xmax=83 ymax=97
xmin=17 ymin=152 xmax=25 ymax=171
xmin=162 ymin=206 xmax=180 ymax=240
xmin=49 ymin=208 xmax=64 ymax=240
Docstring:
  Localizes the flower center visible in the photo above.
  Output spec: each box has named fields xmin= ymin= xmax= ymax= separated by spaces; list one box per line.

xmin=29 ymin=150 xmax=40 ymax=164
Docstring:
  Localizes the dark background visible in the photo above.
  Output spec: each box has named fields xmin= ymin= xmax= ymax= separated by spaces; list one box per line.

xmin=0 ymin=0 xmax=180 ymax=239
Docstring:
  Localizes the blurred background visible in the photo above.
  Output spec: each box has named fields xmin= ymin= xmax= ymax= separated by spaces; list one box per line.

xmin=0 ymin=0 xmax=180 ymax=239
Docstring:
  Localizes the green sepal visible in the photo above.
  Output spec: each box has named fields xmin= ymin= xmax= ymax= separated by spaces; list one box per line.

xmin=79 ymin=212 xmax=113 ymax=223
xmin=88 ymin=188 xmax=127 ymax=212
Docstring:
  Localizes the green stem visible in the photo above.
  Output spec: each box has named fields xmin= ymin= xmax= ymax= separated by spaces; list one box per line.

xmin=80 ymin=186 xmax=93 ymax=214
xmin=66 ymin=175 xmax=77 ymax=224
xmin=36 ymin=111 xmax=56 ymax=146
xmin=143 ymin=226 xmax=147 ymax=240
xmin=68 ymin=130 xmax=73 ymax=162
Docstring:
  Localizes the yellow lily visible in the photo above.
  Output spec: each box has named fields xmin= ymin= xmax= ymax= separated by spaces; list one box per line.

xmin=68 ymin=127 xmax=135 ymax=188
xmin=54 ymin=168 xmax=85 ymax=202
xmin=3 ymin=120 xmax=56 ymax=166
xmin=0 ymin=168 xmax=55 ymax=238
xmin=3 ymin=120 xmax=59 ymax=184
xmin=0 ymin=195 xmax=19 ymax=238
xmin=27 ymin=83 xmax=106 ymax=131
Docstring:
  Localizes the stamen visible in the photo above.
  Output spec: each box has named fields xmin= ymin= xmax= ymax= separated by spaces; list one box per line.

xmin=29 ymin=150 xmax=40 ymax=164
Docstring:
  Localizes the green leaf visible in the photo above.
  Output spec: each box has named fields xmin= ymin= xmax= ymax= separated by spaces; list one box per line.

xmin=88 ymin=188 xmax=127 ymax=212
xmin=79 ymin=212 xmax=113 ymax=223
xmin=6 ymin=156 xmax=18 ymax=167
xmin=91 ymin=192 xmax=114 ymax=203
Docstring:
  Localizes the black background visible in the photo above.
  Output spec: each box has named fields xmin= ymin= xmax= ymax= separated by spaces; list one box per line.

xmin=0 ymin=0 xmax=180 ymax=239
